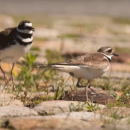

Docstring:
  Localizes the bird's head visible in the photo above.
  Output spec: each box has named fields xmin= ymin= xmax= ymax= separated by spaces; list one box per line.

xmin=17 ymin=20 xmax=35 ymax=34
xmin=97 ymin=46 xmax=118 ymax=60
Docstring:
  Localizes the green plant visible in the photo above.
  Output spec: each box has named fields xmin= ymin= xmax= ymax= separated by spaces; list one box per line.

xmin=107 ymin=108 xmax=124 ymax=120
xmin=69 ymin=102 xmax=86 ymax=112
xmin=86 ymin=101 xmax=100 ymax=112
xmin=119 ymin=91 xmax=130 ymax=106
xmin=109 ymin=90 xmax=120 ymax=100
xmin=51 ymin=74 xmax=66 ymax=100
xmin=120 ymin=80 xmax=130 ymax=92
xmin=110 ymin=111 xmax=123 ymax=120
xmin=16 ymin=53 xmax=45 ymax=95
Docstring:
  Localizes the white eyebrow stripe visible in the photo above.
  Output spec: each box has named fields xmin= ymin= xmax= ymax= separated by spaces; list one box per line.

xmin=105 ymin=48 xmax=112 ymax=52
xmin=16 ymin=27 xmax=33 ymax=34
xmin=25 ymin=23 xmax=32 ymax=27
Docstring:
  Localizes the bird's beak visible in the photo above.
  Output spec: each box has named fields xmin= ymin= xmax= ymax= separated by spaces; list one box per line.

xmin=31 ymin=27 xmax=35 ymax=31
xmin=113 ymin=53 xmax=119 ymax=56
xmin=27 ymin=27 xmax=35 ymax=31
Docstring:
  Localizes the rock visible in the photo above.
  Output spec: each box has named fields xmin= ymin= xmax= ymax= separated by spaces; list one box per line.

xmin=119 ymin=117 xmax=130 ymax=124
xmin=88 ymin=93 xmax=116 ymax=104
xmin=3 ymin=115 xmax=130 ymax=130
xmin=34 ymin=100 xmax=106 ymax=115
xmin=3 ymin=117 xmax=103 ymax=130
xmin=63 ymin=89 xmax=116 ymax=105
xmin=44 ymin=112 xmax=111 ymax=121
xmin=77 ymin=87 xmax=110 ymax=95
xmin=0 ymin=106 xmax=37 ymax=117
xmin=8 ymin=100 xmax=24 ymax=106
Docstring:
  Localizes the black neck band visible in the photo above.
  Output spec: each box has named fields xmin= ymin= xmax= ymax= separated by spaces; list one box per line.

xmin=104 ymin=55 xmax=111 ymax=62
xmin=16 ymin=30 xmax=32 ymax=38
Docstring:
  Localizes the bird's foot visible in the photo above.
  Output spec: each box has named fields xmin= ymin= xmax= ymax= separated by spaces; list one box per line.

xmin=88 ymin=86 xmax=97 ymax=93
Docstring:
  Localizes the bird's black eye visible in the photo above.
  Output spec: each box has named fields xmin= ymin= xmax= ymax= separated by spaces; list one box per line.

xmin=107 ymin=50 xmax=112 ymax=53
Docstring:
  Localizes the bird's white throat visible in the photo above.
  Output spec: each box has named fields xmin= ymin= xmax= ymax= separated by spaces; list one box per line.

xmin=101 ymin=53 xmax=113 ymax=60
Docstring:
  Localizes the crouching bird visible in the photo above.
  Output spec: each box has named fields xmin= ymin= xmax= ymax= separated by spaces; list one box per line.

xmin=38 ymin=46 xmax=118 ymax=101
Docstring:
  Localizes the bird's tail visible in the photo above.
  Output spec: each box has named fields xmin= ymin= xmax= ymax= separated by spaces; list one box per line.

xmin=38 ymin=63 xmax=77 ymax=73
xmin=38 ymin=63 xmax=79 ymax=74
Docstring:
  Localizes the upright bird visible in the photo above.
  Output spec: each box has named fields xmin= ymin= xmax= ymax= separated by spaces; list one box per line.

xmin=0 ymin=20 xmax=35 ymax=83
xmin=39 ymin=46 xmax=118 ymax=101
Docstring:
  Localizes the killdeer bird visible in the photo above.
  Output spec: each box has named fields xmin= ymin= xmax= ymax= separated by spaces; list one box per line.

xmin=0 ymin=20 xmax=35 ymax=83
xmin=38 ymin=46 xmax=118 ymax=101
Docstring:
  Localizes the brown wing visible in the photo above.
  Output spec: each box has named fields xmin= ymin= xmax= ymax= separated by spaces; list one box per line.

xmin=66 ymin=53 xmax=109 ymax=69
xmin=0 ymin=28 xmax=16 ymax=49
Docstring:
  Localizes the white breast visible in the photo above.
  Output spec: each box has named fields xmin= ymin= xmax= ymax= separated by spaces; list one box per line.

xmin=0 ymin=42 xmax=33 ymax=63
xmin=103 ymin=64 xmax=110 ymax=72
xmin=72 ymin=67 xmax=107 ymax=80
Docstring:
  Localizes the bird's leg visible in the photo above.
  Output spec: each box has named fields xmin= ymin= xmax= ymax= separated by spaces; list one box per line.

xmin=10 ymin=63 xmax=15 ymax=82
xmin=76 ymin=79 xmax=85 ymax=88
xmin=0 ymin=64 xmax=9 ymax=83
xmin=10 ymin=63 xmax=15 ymax=90
xmin=88 ymin=85 xmax=97 ymax=93
xmin=85 ymin=80 xmax=90 ymax=102
xmin=76 ymin=79 xmax=81 ymax=87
